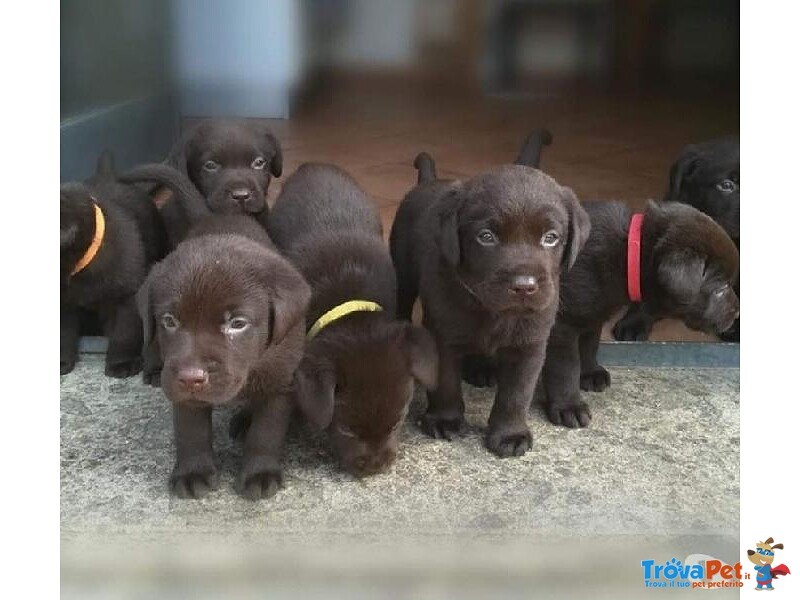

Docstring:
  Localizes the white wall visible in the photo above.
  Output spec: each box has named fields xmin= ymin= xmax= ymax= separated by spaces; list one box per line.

xmin=172 ymin=0 xmax=304 ymax=117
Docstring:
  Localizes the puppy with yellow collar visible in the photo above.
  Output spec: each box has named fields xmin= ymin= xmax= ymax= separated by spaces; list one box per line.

xmin=264 ymin=163 xmax=438 ymax=477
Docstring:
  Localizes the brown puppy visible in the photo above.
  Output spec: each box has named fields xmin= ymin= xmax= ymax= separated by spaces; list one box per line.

xmin=118 ymin=163 xmax=217 ymax=386
xmin=390 ymin=150 xmax=590 ymax=457
xmin=613 ymin=136 xmax=740 ymax=342
xmin=61 ymin=151 xmax=167 ymax=377
xmin=267 ymin=163 xmax=438 ymax=477
xmin=137 ymin=215 xmax=310 ymax=499
xmin=542 ymin=200 xmax=739 ymax=428
xmin=136 ymin=119 xmax=283 ymax=247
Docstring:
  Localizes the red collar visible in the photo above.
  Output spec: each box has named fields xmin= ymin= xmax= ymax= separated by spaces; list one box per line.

xmin=627 ymin=213 xmax=644 ymax=302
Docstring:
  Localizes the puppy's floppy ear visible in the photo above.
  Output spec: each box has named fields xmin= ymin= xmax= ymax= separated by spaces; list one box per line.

xmin=657 ymin=250 xmax=705 ymax=302
xmin=436 ymin=187 xmax=464 ymax=267
xmin=264 ymin=258 xmax=311 ymax=345
xmin=560 ymin=186 xmax=591 ymax=270
xmin=253 ymin=123 xmax=283 ymax=177
xmin=293 ymin=359 xmax=335 ymax=431
xmin=266 ymin=131 xmax=283 ymax=178
xmin=403 ymin=324 xmax=438 ymax=390
xmin=666 ymin=146 xmax=699 ymax=202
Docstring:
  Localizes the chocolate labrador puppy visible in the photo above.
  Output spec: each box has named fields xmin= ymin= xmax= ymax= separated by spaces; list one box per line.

xmin=145 ymin=119 xmax=283 ymax=247
xmin=61 ymin=151 xmax=166 ymax=377
xmin=390 ymin=142 xmax=590 ymax=458
xmin=543 ymin=200 xmax=739 ymax=427
xmin=266 ymin=163 xmax=438 ymax=477
xmin=461 ymin=128 xmax=554 ymax=386
xmin=120 ymin=163 xmax=236 ymax=386
xmin=613 ymin=136 xmax=740 ymax=342
xmin=137 ymin=215 xmax=310 ymax=499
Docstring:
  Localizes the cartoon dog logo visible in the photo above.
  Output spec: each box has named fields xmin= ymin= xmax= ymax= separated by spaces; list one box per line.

xmin=747 ymin=537 xmax=791 ymax=590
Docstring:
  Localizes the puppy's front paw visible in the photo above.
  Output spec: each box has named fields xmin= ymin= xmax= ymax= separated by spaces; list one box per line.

xmin=461 ymin=354 xmax=497 ymax=388
xmin=239 ymin=459 xmax=284 ymax=500
xmin=105 ymin=356 xmax=143 ymax=378
xmin=486 ymin=427 xmax=532 ymax=458
xmin=612 ymin=315 xmax=652 ymax=341
xmin=419 ymin=411 xmax=466 ymax=440
xmin=547 ymin=401 xmax=592 ymax=428
xmin=171 ymin=459 xmax=219 ymax=499
xmin=580 ymin=366 xmax=611 ymax=392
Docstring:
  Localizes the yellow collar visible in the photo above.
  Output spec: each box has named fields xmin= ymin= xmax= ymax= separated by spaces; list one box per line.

xmin=71 ymin=202 xmax=106 ymax=276
xmin=306 ymin=300 xmax=383 ymax=340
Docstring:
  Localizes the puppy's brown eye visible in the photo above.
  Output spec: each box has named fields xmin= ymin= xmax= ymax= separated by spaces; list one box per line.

xmin=541 ymin=230 xmax=560 ymax=247
xmin=161 ymin=313 xmax=179 ymax=331
xmin=203 ymin=160 xmax=219 ymax=172
xmin=226 ymin=317 xmax=250 ymax=332
xmin=716 ymin=179 xmax=737 ymax=193
xmin=476 ymin=229 xmax=498 ymax=246
xmin=713 ymin=284 xmax=730 ymax=298
xmin=251 ymin=157 xmax=267 ymax=170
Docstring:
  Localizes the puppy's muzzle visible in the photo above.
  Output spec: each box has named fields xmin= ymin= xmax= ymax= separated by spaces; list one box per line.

xmin=509 ymin=275 xmax=539 ymax=297
xmin=229 ymin=188 xmax=260 ymax=213
xmin=717 ymin=306 xmax=740 ymax=334
xmin=351 ymin=449 xmax=396 ymax=477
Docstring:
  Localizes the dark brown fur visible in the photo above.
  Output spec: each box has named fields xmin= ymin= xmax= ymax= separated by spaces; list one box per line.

xmin=267 ymin=163 xmax=438 ymax=477
xmin=613 ymin=136 xmax=740 ymax=342
xmin=137 ymin=216 xmax=310 ymax=499
xmin=155 ymin=119 xmax=282 ymax=247
xmin=514 ymin=127 xmax=552 ymax=168
xmin=542 ymin=200 xmax=739 ymax=427
xmin=390 ymin=148 xmax=590 ymax=458
xmin=60 ymin=151 xmax=166 ymax=377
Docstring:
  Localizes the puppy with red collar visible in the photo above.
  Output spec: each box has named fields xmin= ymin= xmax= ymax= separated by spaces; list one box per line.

xmin=613 ymin=136 xmax=741 ymax=342
xmin=542 ymin=200 xmax=739 ymax=427
xmin=460 ymin=134 xmax=740 ymax=427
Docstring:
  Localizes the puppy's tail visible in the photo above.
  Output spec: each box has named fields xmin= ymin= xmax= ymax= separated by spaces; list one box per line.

xmin=413 ymin=152 xmax=437 ymax=184
xmin=94 ymin=150 xmax=117 ymax=182
xmin=119 ymin=163 xmax=212 ymax=222
xmin=514 ymin=128 xmax=553 ymax=168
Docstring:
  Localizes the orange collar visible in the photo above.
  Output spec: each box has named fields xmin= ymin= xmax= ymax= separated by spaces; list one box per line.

xmin=71 ymin=202 xmax=106 ymax=276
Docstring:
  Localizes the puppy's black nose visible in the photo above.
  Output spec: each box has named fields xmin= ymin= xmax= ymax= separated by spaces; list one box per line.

xmin=510 ymin=275 xmax=538 ymax=296
xmin=177 ymin=367 xmax=209 ymax=392
xmin=229 ymin=188 xmax=251 ymax=203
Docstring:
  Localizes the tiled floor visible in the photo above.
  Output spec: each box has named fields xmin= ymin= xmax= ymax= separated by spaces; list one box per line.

xmin=233 ymin=76 xmax=739 ymax=341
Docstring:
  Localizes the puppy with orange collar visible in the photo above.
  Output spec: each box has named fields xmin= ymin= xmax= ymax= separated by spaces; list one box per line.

xmin=60 ymin=151 xmax=168 ymax=377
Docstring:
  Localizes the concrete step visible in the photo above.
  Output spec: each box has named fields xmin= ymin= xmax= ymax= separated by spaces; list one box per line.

xmin=61 ymin=353 xmax=739 ymax=597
